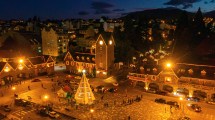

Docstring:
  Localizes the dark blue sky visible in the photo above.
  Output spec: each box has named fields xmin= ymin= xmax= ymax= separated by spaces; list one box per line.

xmin=0 ymin=0 xmax=214 ymax=20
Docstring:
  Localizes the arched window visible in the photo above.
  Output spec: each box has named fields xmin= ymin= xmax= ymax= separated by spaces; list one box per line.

xmin=66 ymin=61 xmax=69 ymax=65
xmin=188 ymin=69 xmax=193 ymax=75
xmin=201 ymin=70 xmax=206 ymax=76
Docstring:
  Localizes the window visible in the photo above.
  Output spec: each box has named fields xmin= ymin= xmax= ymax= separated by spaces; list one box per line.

xmin=99 ymin=40 xmax=103 ymax=45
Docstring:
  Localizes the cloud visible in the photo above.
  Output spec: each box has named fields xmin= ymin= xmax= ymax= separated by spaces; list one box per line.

xmin=210 ymin=0 xmax=215 ymax=3
xmin=91 ymin=1 xmax=114 ymax=14
xmin=78 ymin=11 xmax=89 ymax=15
xmin=182 ymin=4 xmax=193 ymax=9
xmin=164 ymin=0 xmax=202 ymax=9
xmin=204 ymin=1 xmax=208 ymax=4
xmin=112 ymin=9 xmax=125 ymax=12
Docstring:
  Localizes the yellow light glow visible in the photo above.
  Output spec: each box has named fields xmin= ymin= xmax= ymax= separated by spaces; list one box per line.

xmin=96 ymin=71 xmax=100 ymax=73
xmin=109 ymin=40 xmax=112 ymax=45
xmin=99 ymin=41 xmax=103 ymax=45
xmin=12 ymin=87 xmax=16 ymax=90
xmin=102 ymin=72 xmax=107 ymax=75
xmin=44 ymin=95 xmax=49 ymax=100
xmin=19 ymin=59 xmax=24 ymax=63
xmin=179 ymin=97 xmax=183 ymax=101
xmin=166 ymin=63 xmax=171 ymax=68
xmin=18 ymin=64 xmax=24 ymax=70
xmin=78 ymin=69 xmax=82 ymax=72
xmin=4 ymin=66 xmax=10 ymax=72
xmin=90 ymin=109 xmax=94 ymax=113
xmin=173 ymin=92 xmax=177 ymax=95
xmin=82 ymin=69 xmax=86 ymax=73
xmin=145 ymin=87 xmax=148 ymax=90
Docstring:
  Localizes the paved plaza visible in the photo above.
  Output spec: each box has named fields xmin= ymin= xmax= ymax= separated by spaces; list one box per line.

xmin=1 ymin=73 xmax=215 ymax=120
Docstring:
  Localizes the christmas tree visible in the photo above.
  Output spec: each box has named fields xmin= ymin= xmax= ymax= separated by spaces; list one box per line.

xmin=75 ymin=70 xmax=95 ymax=104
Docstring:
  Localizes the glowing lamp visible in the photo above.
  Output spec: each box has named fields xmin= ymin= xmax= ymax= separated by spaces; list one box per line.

xmin=99 ymin=41 xmax=103 ymax=45
xmin=19 ymin=59 xmax=24 ymax=63
xmin=166 ymin=63 xmax=171 ymax=68
xmin=109 ymin=40 xmax=112 ymax=45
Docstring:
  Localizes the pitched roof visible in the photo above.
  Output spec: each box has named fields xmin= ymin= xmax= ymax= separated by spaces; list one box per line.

xmin=28 ymin=56 xmax=45 ymax=65
xmin=175 ymin=63 xmax=215 ymax=80
xmin=7 ymin=62 xmax=18 ymax=70
xmin=0 ymin=62 xmax=6 ymax=72
xmin=96 ymin=32 xmax=113 ymax=45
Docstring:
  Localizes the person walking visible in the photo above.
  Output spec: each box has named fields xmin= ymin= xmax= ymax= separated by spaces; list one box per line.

xmin=28 ymin=86 xmax=30 ymax=90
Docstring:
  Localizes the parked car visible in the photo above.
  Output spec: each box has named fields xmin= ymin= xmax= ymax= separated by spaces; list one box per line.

xmin=155 ymin=98 xmax=166 ymax=104
xmin=14 ymin=98 xmax=23 ymax=106
xmin=206 ymin=101 xmax=215 ymax=105
xmin=188 ymin=104 xmax=201 ymax=112
xmin=178 ymin=116 xmax=191 ymax=120
xmin=1 ymin=105 xmax=11 ymax=112
xmin=147 ymin=88 xmax=157 ymax=94
xmin=186 ymin=97 xmax=200 ymax=102
xmin=156 ymin=91 xmax=168 ymax=96
xmin=37 ymin=108 xmax=49 ymax=117
xmin=21 ymin=100 xmax=31 ymax=107
xmin=0 ymin=113 xmax=6 ymax=120
xmin=31 ymin=79 xmax=41 ymax=82
xmin=75 ymin=76 xmax=81 ymax=79
xmin=109 ymin=88 xmax=117 ymax=93
xmin=166 ymin=101 xmax=179 ymax=108
xmin=48 ymin=111 xmax=60 ymax=118
xmin=96 ymin=85 xmax=108 ymax=93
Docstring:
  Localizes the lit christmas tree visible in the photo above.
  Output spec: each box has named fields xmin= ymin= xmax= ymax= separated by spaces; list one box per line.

xmin=75 ymin=70 xmax=95 ymax=104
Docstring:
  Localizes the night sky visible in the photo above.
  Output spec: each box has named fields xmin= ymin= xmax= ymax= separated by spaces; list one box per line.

xmin=0 ymin=0 xmax=215 ymax=20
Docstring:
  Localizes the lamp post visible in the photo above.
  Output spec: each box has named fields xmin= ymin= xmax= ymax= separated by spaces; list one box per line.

xmin=90 ymin=109 xmax=94 ymax=119
xmin=44 ymin=95 xmax=49 ymax=105
xmin=12 ymin=87 xmax=16 ymax=95
xmin=179 ymin=97 xmax=185 ymax=115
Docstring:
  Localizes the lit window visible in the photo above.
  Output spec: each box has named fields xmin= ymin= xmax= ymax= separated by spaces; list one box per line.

xmin=99 ymin=41 xmax=103 ymax=45
xmin=109 ymin=40 xmax=112 ymax=45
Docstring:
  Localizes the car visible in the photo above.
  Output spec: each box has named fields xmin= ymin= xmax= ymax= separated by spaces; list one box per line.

xmin=188 ymin=104 xmax=201 ymax=112
xmin=46 ymin=74 xmax=55 ymax=78
xmin=14 ymin=98 xmax=23 ymax=106
xmin=147 ymin=88 xmax=157 ymax=94
xmin=0 ymin=113 xmax=6 ymax=120
xmin=31 ymin=79 xmax=41 ymax=82
xmin=75 ymin=76 xmax=81 ymax=79
xmin=1 ymin=105 xmax=11 ymax=112
xmin=186 ymin=97 xmax=200 ymax=102
xmin=155 ymin=98 xmax=166 ymax=104
xmin=166 ymin=101 xmax=179 ymax=108
xmin=37 ymin=108 xmax=49 ymax=117
xmin=21 ymin=100 xmax=31 ymax=107
xmin=48 ymin=111 xmax=60 ymax=118
xmin=109 ymin=88 xmax=117 ymax=93
xmin=156 ymin=91 xmax=168 ymax=96
xmin=178 ymin=116 xmax=191 ymax=120
xmin=207 ymin=101 xmax=215 ymax=105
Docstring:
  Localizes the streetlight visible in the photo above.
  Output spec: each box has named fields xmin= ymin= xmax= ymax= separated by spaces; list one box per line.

xmin=12 ymin=87 xmax=16 ymax=91
xmin=90 ymin=109 xmax=94 ymax=119
xmin=166 ymin=63 xmax=171 ymax=68
xmin=179 ymin=97 xmax=184 ymax=115
xmin=43 ymin=95 xmax=49 ymax=105
xmin=19 ymin=59 xmax=24 ymax=63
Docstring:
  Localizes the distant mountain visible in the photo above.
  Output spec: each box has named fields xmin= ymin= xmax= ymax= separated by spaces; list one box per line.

xmin=123 ymin=7 xmax=194 ymax=20
xmin=204 ymin=10 xmax=215 ymax=18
